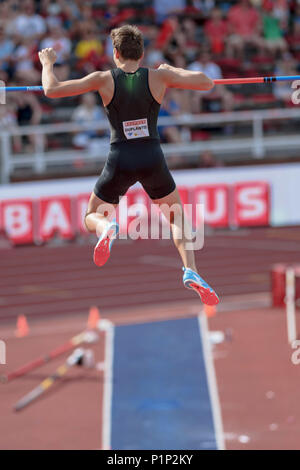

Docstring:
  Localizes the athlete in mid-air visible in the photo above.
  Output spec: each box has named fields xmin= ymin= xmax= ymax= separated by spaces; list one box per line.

xmin=38 ymin=24 xmax=219 ymax=306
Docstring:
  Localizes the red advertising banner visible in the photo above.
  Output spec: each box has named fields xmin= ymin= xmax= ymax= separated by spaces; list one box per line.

xmin=233 ymin=182 xmax=270 ymax=226
xmin=39 ymin=196 xmax=74 ymax=241
xmin=0 ymin=182 xmax=270 ymax=245
xmin=2 ymin=199 xmax=34 ymax=244
xmin=193 ymin=184 xmax=230 ymax=228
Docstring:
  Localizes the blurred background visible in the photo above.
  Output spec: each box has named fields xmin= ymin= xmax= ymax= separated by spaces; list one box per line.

xmin=1 ymin=0 xmax=300 ymax=451
xmin=1 ymin=0 xmax=300 ymax=178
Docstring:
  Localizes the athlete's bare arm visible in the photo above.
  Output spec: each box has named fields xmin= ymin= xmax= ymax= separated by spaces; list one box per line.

xmin=157 ymin=63 xmax=214 ymax=91
xmin=38 ymin=48 xmax=111 ymax=100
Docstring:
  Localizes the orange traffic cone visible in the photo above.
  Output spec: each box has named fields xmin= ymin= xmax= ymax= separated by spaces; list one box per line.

xmin=87 ymin=306 xmax=100 ymax=329
xmin=15 ymin=315 xmax=29 ymax=338
xmin=204 ymin=304 xmax=217 ymax=318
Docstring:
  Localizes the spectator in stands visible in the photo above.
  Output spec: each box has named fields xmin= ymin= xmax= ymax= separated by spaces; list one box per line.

xmin=11 ymin=87 xmax=43 ymax=152
xmin=227 ymin=0 xmax=265 ymax=59
xmin=271 ymin=0 xmax=289 ymax=29
xmin=145 ymin=45 xmax=164 ymax=67
xmin=69 ymin=1 xmax=97 ymax=36
xmin=191 ymin=0 xmax=215 ymax=16
xmin=158 ymin=90 xmax=186 ymax=168
xmin=0 ymin=20 xmax=15 ymax=81
xmin=158 ymin=89 xmax=183 ymax=144
xmin=74 ymin=21 xmax=104 ymax=72
xmin=188 ymin=49 xmax=234 ymax=113
xmin=103 ymin=0 xmax=121 ymax=29
xmin=72 ymin=93 xmax=109 ymax=151
xmin=144 ymin=25 xmax=165 ymax=67
xmin=0 ymin=103 xmax=25 ymax=153
xmin=164 ymin=26 xmax=188 ymax=63
xmin=287 ymin=11 xmax=300 ymax=55
xmin=154 ymin=0 xmax=185 ymax=24
xmin=3 ymin=0 xmax=300 ymax=175
xmin=13 ymin=37 xmax=40 ymax=84
xmin=172 ymin=55 xmax=194 ymax=114
xmin=41 ymin=0 xmax=65 ymax=30
xmin=273 ymin=53 xmax=298 ymax=103
xmin=293 ymin=2 xmax=300 ymax=24
xmin=263 ymin=1 xmax=288 ymax=57
xmin=8 ymin=0 xmax=46 ymax=43
xmin=79 ymin=2 xmax=95 ymax=22
xmin=40 ymin=25 xmax=71 ymax=80
xmin=0 ymin=0 xmax=17 ymax=26
xmin=61 ymin=0 xmax=82 ymax=23
xmin=40 ymin=0 xmax=80 ymax=30
xmin=155 ymin=15 xmax=180 ymax=52
xmin=198 ymin=150 xmax=222 ymax=168
xmin=204 ymin=7 xmax=228 ymax=56
xmin=0 ymin=104 xmax=17 ymax=129
xmin=180 ymin=17 xmax=200 ymax=62
xmin=40 ymin=25 xmax=71 ymax=63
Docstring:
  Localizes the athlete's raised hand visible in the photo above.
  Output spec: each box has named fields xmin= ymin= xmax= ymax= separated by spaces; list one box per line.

xmin=39 ymin=48 xmax=57 ymax=67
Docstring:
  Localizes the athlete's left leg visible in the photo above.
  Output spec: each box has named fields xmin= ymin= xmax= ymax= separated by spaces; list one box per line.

xmin=85 ymin=192 xmax=119 ymax=267
xmin=152 ymin=188 xmax=219 ymax=305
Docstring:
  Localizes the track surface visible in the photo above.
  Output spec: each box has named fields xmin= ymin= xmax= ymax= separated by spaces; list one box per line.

xmin=0 ymin=226 xmax=300 ymax=322
xmin=0 ymin=317 xmax=106 ymax=450
xmin=210 ymin=306 xmax=300 ymax=450
xmin=1 ymin=226 xmax=300 ymax=450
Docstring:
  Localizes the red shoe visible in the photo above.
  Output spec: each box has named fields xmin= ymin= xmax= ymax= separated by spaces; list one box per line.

xmin=93 ymin=220 xmax=119 ymax=267
xmin=183 ymin=268 xmax=219 ymax=306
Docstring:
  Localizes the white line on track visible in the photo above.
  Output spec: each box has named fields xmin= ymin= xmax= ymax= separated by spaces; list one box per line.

xmin=207 ymin=238 xmax=300 ymax=252
xmin=198 ymin=313 xmax=225 ymax=450
xmin=99 ymin=319 xmax=115 ymax=450
xmin=138 ymin=255 xmax=180 ymax=267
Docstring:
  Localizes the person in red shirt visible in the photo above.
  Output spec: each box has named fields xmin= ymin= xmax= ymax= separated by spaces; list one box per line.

xmin=204 ymin=7 xmax=228 ymax=55
xmin=227 ymin=0 xmax=265 ymax=58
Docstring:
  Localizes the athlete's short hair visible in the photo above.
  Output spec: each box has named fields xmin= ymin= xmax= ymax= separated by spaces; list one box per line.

xmin=110 ymin=25 xmax=144 ymax=61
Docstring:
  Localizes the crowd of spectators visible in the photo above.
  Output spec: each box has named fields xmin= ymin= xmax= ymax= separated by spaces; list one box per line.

xmin=0 ymin=0 xmax=300 ymax=167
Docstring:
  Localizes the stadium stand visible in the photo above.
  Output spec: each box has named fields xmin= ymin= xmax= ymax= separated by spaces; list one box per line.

xmin=0 ymin=0 xmax=300 ymax=180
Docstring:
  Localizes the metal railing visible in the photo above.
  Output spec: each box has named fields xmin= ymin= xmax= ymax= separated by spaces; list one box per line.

xmin=1 ymin=107 xmax=300 ymax=184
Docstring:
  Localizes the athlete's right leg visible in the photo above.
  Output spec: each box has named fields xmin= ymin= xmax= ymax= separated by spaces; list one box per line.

xmin=152 ymin=188 xmax=197 ymax=272
xmin=152 ymin=188 xmax=219 ymax=305
xmin=85 ymin=192 xmax=119 ymax=267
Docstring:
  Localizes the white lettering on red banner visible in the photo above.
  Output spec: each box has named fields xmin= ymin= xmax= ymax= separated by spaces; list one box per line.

xmin=40 ymin=197 xmax=73 ymax=240
xmin=194 ymin=185 xmax=229 ymax=227
xmin=0 ymin=181 xmax=271 ymax=245
xmin=234 ymin=182 xmax=269 ymax=226
xmin=2 ymin=200 xmax=34 ymax=244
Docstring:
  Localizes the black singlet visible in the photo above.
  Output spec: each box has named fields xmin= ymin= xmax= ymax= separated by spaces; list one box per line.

xmin=94 ymin=67 xmax=176 ymax=204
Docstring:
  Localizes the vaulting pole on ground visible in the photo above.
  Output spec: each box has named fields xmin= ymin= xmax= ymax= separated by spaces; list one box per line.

xmin=14 ymin=348 xmax=85 ymax=412
xmin=0 ymin=329 xmax=99 ymax=384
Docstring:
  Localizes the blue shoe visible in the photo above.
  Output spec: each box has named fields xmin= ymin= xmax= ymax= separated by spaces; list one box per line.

xmin=183 ymin=267 xmax=219 ymax=306
xmin=93 ymin=220 xmax=119 ymax=267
